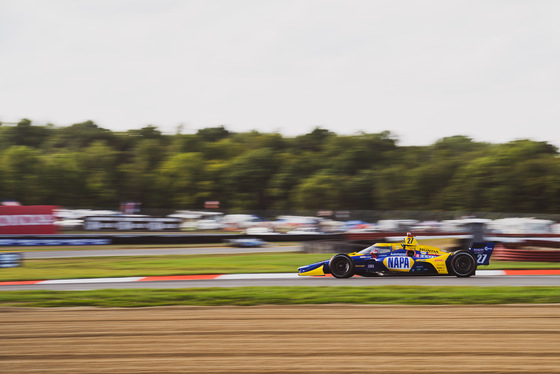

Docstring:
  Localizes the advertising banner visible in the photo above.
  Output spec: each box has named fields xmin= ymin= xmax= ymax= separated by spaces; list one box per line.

xmin=0 ymin=205 xmax=58 ymax=234
xmin=0 ymin=238 xmax=111 ymax=246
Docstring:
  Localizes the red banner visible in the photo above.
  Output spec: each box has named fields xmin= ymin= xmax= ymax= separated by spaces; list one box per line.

xmin=0 ymin=206 xmax=58 ymax=234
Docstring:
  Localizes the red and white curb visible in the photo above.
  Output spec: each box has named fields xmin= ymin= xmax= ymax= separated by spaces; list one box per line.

xmin=1 ymin=270 xmax=560 ymax=286
xmin=0 ymin=273 xmax=300 ymax=286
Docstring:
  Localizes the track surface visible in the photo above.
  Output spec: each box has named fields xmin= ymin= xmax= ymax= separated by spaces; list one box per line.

xmin=2 ymin=305 xmax=559 ymax=373
xmin=2 ymin=273 xmax=560 ymax=291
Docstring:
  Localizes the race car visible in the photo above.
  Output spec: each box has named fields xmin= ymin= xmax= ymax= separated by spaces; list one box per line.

xmin=224 ymin=238 xmax=267 ymax=247
xmin=298 ymin=233 xmax=495 ymax=278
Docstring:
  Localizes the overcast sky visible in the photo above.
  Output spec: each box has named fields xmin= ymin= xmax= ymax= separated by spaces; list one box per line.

xmin=1 ymin=0 xmax=559 ymax=146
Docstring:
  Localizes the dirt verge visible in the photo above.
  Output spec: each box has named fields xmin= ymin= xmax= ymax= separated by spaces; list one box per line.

xmin=1 ymin=305 xmax=559 ymax=373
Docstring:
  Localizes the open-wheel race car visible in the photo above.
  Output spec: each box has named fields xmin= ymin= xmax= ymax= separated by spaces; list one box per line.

xmin=298 ymin=233 xmax=495 ymax=278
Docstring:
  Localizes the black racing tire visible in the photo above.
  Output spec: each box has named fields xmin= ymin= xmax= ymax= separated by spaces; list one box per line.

xmin=450 ymin=251 xmax=477 ymax=277
xmin=329 ymin=254 xmax=355 ymax=278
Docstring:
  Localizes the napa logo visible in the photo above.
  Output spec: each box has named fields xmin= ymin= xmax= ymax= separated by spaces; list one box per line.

xmin=384 ymin=256 xmax=414 ymax=271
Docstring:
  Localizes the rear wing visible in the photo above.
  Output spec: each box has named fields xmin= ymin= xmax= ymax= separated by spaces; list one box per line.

xmin=469 ymin=242 xmax=495 ymax=266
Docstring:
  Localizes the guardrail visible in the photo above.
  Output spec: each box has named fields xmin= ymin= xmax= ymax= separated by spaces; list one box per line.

xmin=492 ymin=244 xmax=560 ymax=262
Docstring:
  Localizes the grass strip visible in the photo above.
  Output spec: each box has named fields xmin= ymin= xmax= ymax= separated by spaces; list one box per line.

xmin=0 ymin=253 xmax=328 ymax=281
xmin=0 ymin=242 xmax=299 ymax=252
xmin=1 ymin=286 xmax=559 ymax=307
xmin=1 ymin=252 xmax=560 ymax=282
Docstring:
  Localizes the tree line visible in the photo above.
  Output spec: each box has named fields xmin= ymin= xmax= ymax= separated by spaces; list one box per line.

xmin=1 ymin=119 xmax=559 ymax=215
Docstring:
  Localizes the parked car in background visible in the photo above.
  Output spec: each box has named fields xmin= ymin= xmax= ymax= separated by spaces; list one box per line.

xmin=196 ymin=219 xmax=223 ymax=230
xmin=222 ymin=214 xmax=260 ymax=230
xmin=245 ymin=227 xmax=275 ymax=235
xmin=224 ymin=238 xmax=267 ymax=247
xmin=286 ymin=227 xmax=323 ymax=235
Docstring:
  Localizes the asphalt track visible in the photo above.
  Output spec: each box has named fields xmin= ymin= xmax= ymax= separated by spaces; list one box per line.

xmin=3 ymin=273 xmax=560 ymax=291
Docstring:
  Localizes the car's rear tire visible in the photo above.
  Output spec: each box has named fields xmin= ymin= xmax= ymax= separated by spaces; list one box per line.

xmin=450 ymin=251 xmax=476 ymax=277
xmin=329 ymin=254 xmax=355 ymax=278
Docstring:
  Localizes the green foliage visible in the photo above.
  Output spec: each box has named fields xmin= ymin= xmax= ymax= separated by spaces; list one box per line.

xmin=46 ymin=120 xmax=117 ymax=150
xmin=42 ymin=151 xmax=87 ymax=206
xmin=158 ymin=152 xmax=206 ymax=208
xmin=3 ymin=119 xmax=52 ymax=148
xmin=0 ymin=120 xmax=559 ymax=213
xmin=196 ymin=125 xmax=232 ymax=142
xmin=223 ymin=148 xmax=281 ymax=210
xmin=293 ymin=127 xmax=334 ymax=152
xmin=0 ymin=146 xmax=44 ymax=204
xmin=291 ymin=172 xmax=342 ymax=210
xmin=126 ymin=125 xmax=164 ymax=140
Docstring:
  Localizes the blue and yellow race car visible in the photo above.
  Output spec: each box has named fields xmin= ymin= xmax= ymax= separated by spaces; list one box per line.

xmin=298 ymin=233 xmax=495 ymax=278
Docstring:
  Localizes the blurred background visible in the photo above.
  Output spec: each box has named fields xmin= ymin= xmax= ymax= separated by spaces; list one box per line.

xmin=1 ymin=120 xmax=559 ymax=238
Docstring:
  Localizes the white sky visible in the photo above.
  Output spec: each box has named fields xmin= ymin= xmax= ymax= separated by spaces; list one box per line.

xmin=1 ymin=0 xmax=559 ymax=146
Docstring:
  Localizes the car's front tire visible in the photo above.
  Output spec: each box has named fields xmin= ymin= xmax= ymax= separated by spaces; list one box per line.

xmin=329 ymin=254 xmax=355 ymax=278
xmin=450 ymin=251 xmax=477 ymax=277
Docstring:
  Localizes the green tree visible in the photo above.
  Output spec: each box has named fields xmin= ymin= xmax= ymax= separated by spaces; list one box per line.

xmin=157 ymin=152 xmax=206 ymax=208
xmin=512 ymin=157 xmax=560 ymax=213
xmin=442 ymin=139 xmax=559 ymax=212
xmin=196 ymin=126 xmax=232 ymax=142
xmin=338 ymin=170 xmax=377 ymax=210
xmin=79 ymin=141 xmax=119 ymax=206
xmin=293 ymin=127 xmax=334 ymax=152
xmin=372 ymin=166 xmax=416 ymax=210
xmin=223 ymin=148 xmax=280 ymax=210
xmin=200 ymin=137 xmax=245 ymax=161
xmin=47 ymin=120 xmax=116 ymax=150
xmin=169 ymin=133 xmax=201 ymax=154
xmin=291 ymin=172 xmax=341 ymax=210
xmin=432 ymin=135 xmax=489 ymax=157
xmin=127 ymin=125 xmax=164 ymax=140
xmin=0 ymin=146 xmax=45 ymax=204
xmin=4 ymin=119 xmax=52 ymax=149
xmin=41 ymin=151 xmax=87 ymax=206
xmin=267 ymin=153 xmax=315 ymax=210
xmin=0 ymin=119 xmax=559 ymax=215
xmin=118 ymin=139 xmax=166 ymax=206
